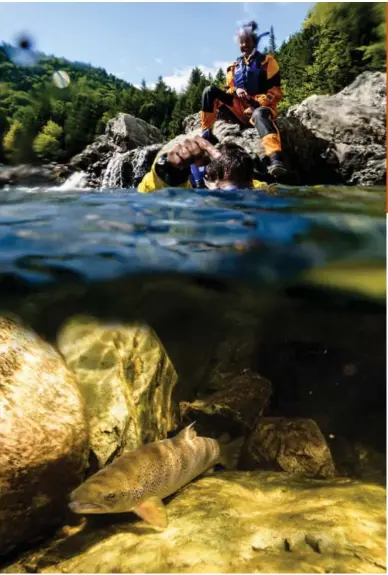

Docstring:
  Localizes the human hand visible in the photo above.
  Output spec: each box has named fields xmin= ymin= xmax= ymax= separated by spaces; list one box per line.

xmin=243 ymin=106 xmax=253 ymax=116
xmin=236 ymin=88 xmax=248 ymax=99
xmin=166 ymin=136 xmax=221 ymax=169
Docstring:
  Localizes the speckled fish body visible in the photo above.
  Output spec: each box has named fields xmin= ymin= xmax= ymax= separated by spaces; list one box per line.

xmin=69 ymin=423 xmax=242 ymax=528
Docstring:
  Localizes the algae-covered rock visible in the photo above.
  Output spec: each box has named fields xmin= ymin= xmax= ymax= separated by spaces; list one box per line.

xmin=243 ymin=417 xmax=336 ymax=478
xmin=0 ymin=316 xmax=88 ymax=557
xmin=57 ymin=316 xmax=179 ymax=468
xmin=3 ymin=471 xmax=385 ymax=573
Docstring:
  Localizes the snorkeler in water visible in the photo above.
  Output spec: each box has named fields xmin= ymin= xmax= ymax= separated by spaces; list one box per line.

xmin=138 ymin=136 xmax=267 ymax=192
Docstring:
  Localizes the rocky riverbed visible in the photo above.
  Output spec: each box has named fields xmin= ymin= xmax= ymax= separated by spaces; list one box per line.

xmin=3 ymin=472 xmax=386 ymax=574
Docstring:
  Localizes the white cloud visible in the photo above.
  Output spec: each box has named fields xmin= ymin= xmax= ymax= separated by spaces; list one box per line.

xmin=136 ymin=65 xmax=144 ymax=72
xmin=155 ymin=58 xmax=163 ymax=65
xmin=163 ymin=61 xmax=230 ymax=93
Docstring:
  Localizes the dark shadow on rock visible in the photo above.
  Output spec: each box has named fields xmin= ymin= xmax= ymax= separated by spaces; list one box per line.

xmin=23 ymin=514 xmax=156 ymax=573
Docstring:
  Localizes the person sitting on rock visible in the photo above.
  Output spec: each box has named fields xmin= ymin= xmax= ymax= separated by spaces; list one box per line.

xmin=138 ymin=136 xmax=267 ymax=192
xmin=199 ymin=20 xmax=287 ymax=179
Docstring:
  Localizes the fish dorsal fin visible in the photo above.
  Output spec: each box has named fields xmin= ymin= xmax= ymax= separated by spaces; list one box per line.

xmin=133 ymin=496 xmax=168 ymax=529
xmin=178 ymin=421 xmax=197 ymax=441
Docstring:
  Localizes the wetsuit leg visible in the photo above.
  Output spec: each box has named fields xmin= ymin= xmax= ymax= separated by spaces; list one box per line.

xmin=251 ymin=107 xmax=282 ymax=155
xmin=201 ymin=85 xmax=236 ymax=131
xmin=251 ymin=107 xmax=287 ymax=178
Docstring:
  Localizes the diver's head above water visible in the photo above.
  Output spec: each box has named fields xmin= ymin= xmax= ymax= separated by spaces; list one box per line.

xmin=204 ymin=143 xmax=254 ymax=190
xmin=154 ymin=136 xmax=255 ymax=191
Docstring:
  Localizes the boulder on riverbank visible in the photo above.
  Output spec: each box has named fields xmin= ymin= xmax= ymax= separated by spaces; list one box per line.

xmin=180 ymin=71 xmax=386 ymax=186
xmin=0 ymin=163 xmax=70 ymax=189
xmin=69 ymin=114 xmax=163 ymax=188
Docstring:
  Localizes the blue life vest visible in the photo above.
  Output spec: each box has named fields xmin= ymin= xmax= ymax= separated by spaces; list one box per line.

xmin=233 ymin=53 xmax=267 ymax=96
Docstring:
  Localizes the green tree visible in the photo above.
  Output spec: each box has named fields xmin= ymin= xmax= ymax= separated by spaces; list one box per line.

xmin=215 ymin=68 xmax=226 ymax=88
xmin=307 ymin=27 xmax=353 ymax=94
xmin=0 ymin=108 xmax=9 ymax=163
xmin=269 ymin=26 xmax=277 ymax=54
xmin=306 ymin=2 xmax=386 ymax=71
xmin=32 ymin=120 xmax=63 ymax=161
xmin=3 ymin=120 xmax=27 ymax=164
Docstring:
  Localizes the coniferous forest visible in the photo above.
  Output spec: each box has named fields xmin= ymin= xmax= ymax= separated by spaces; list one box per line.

xmin=0 ymin=2 xmax=385 ymax=165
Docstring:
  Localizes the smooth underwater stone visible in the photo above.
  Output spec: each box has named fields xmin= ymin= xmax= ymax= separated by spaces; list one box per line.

xmin=0 ymin=315 xmax=88 ymax=557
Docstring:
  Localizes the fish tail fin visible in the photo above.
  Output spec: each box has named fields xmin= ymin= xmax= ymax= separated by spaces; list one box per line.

xmin=219 ymin=436 xmax=244 ymax=470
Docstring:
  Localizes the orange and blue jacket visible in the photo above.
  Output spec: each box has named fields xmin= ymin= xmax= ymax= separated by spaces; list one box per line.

xmin=226 ymin=51 xmax=282 ymax=113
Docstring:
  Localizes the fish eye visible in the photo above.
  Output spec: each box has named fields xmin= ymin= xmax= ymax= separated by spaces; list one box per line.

xmin=105 ymin=493 xmax=117 ymax=501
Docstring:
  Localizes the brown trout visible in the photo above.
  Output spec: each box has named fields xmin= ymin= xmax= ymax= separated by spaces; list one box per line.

xmin=69 ymin=423 xmax=243 ymax=528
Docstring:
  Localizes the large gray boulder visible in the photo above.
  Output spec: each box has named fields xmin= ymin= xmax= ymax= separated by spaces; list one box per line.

xmin=105 ymin=113 xmax=163 ymax=150
xmin=180 ymin=72 xmax=386 ymax=186
xmin=287 ymin=71 xmax=386 ymax=186
xmin=69 ymin=114 xmax=164 ymax=188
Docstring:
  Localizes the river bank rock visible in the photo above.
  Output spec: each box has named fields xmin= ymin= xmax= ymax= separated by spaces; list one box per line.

xmin=0 ymin=163 xmax=67 ymax=189
xmin=288 ymin=71 xmax=386 ymax=186
xmin=181 ymin=71 xmax=386 ymax=186
xmin=68 ymin=114 xmax=163 ymax=188
xmin=105 ymin=113 xmax=163 ymax=150
xmin=2 ymin=471 xmax=385 ymax=574
xmin=242 ymin=417 xmax=336 ymax=478
xmin=0 ymin=316 xmax=88 ymax=557
xmin=56 ymin=315 xmax=179 ymax=469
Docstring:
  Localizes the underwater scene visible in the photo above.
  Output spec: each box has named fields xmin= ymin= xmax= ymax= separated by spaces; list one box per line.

xmin=0 ymin=184 xmax=385 ymax=573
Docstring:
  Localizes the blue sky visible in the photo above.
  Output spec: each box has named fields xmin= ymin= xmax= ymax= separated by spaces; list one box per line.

xmin=0 ymin=2 xmax=315 ymax=90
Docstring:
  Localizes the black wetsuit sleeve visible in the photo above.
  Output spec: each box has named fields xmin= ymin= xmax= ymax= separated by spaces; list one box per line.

xmin=154 ymin=155 xmax=191 ymax=187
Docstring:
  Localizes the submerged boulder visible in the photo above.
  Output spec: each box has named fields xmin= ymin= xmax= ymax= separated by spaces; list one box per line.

xmin=180 ymin=370 xmax=272 ymax=435
xmin=2 ymin=471 xmax=385 ymax=573
xmin=0 ymin=316 xmax=88 ymax=557
xmin=56 ymin=316 xmax=179 ymax=469
xmin=242 ymin=417 xmax=336 ymax=478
